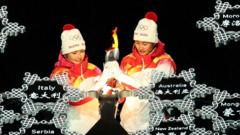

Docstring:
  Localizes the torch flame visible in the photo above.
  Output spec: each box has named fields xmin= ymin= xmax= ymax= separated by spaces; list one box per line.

xmin=112 ymin=27 xmax=118 ymax=49
xmin=105 ymin=27 xmax=119 ymax=62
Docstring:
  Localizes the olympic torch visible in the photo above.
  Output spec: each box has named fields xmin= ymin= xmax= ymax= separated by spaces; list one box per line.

xmin=105 ymin=27 xmax=119 ymax=62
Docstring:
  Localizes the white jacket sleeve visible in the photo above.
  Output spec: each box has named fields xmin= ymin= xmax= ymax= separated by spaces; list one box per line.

xmin=156 ymin=61 xmax=174 ymax=77
xmin=78 ymin=76 xmax=100 ymax=91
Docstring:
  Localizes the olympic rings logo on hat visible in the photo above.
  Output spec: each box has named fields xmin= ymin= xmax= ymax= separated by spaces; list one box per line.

xmin=69 ymin=35 xmax=81 ymax=40
xmin=137 ymin=25 xmax=148 ymax=31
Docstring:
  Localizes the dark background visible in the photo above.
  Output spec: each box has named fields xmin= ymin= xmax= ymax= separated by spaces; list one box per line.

xmin=0 ymin=0 xmax=239 ymax=93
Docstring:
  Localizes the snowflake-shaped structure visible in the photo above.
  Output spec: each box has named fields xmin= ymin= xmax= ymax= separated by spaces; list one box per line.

xmin=127 ymin=68 xmax=196 ymax=135
xmin=1 ymin=69 xmax=239 ymax=135
xmin=0 ymin=72 xmax=84 ymax=135
xmin=187 ymin=76 xmax=239 ymax=134
xmin=196 ymin=0 xmax=240 ymax=47
xmin=134 ymin=68 xmax=239 ymax=135
xmin=0 ymin=5 xmax=25 ymax=53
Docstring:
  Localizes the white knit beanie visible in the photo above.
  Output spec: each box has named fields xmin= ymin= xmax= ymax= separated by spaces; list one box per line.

xmin=61 ymin=24 xmax=86 ymax=55
xmin=133 ymin=11 xmax=158 ymax=43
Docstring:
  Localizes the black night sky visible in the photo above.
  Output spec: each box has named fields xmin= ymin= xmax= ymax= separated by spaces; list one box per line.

xmin=0 ymin=0 xmax=240 ymax=93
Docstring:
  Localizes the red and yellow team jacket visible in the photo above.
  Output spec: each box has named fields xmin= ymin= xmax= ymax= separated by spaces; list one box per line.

xmin=120 ymin=41 xmax=176 ymax=76
xmin=50 ymin=53 xmax=101 ymax=106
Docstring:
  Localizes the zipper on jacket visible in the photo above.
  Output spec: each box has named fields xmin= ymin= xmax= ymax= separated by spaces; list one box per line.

xmin=141 ymin=57 xmax=145 ymax=70
xmin=80 ymin=64 xmax=85 ymax=80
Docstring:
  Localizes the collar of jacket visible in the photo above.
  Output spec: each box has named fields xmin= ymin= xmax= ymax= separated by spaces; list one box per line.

xmin=54 ymin=52 xmax=88 ymax=77
xmin=132 ymin=40 xmax=165 ymax=67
